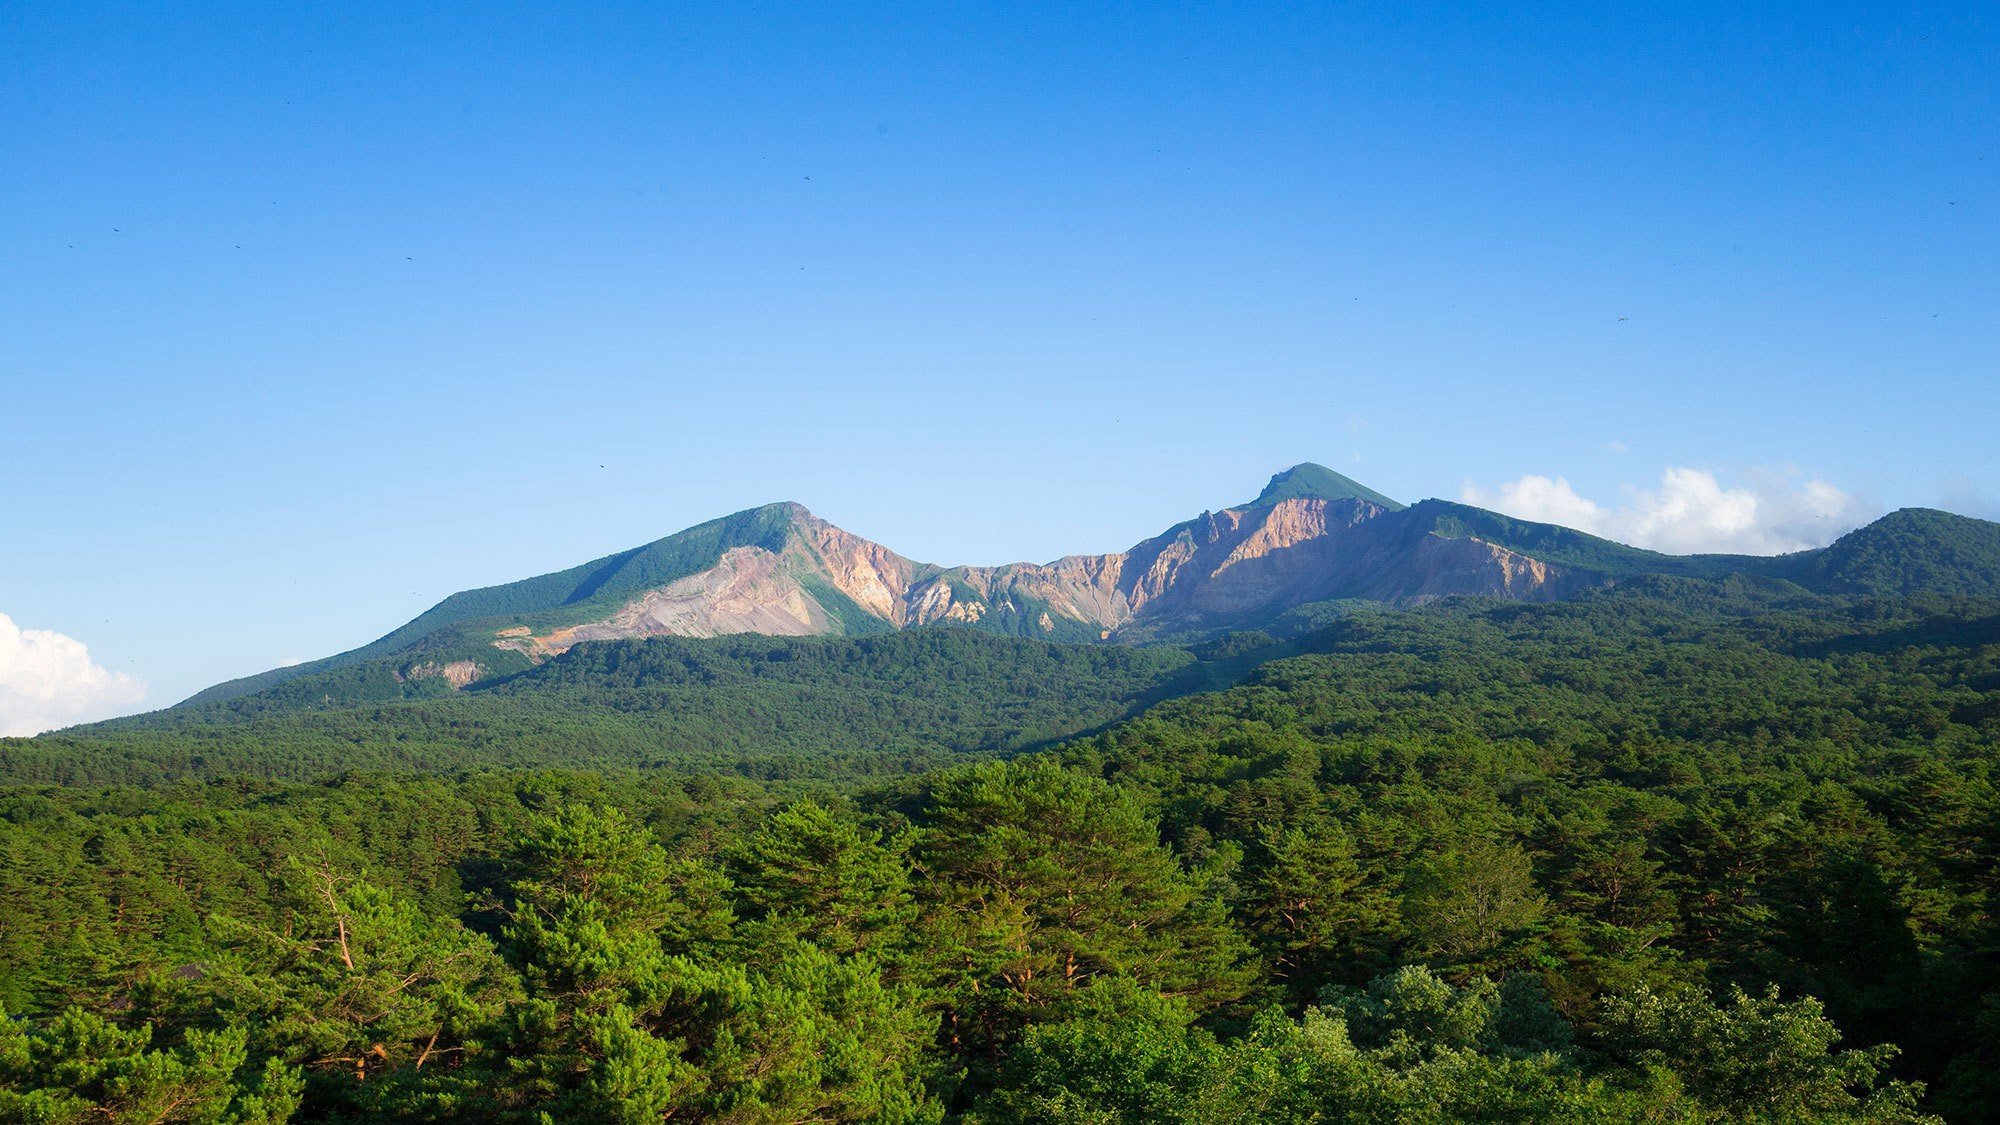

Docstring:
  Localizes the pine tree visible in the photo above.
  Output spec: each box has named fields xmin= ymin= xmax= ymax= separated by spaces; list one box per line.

xmin=726 ymin=800 xmax=915 ymax=961
xmin=914 ymin=760 xmax=1251 ymax=1055
xmin=1242 ymin=818 xmax=1397 ymax=999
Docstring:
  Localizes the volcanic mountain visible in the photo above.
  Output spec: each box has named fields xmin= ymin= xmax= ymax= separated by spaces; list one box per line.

xmin=182 ymin=464 xmax=2000 ymax=707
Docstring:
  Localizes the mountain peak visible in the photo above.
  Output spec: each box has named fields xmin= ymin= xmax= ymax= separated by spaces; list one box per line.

xmin=1248 ymin=463 xmax=1404 ymax=511
xmin=1784 ymin=506 xmax=2000 ymax=597
xmin=761 ymin=499 xmax=818 ymax=523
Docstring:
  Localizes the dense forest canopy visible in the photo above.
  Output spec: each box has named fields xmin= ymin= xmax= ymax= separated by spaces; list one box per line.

xmin=5 ymin=577 xmax=1999 ymax=1121
xmin=12 ymin=632 xmax=1198 ymax=787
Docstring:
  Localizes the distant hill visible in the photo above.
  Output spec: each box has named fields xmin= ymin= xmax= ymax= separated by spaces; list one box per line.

xmin=19 ymin=630 xmax=1199 ymax=785
xmin=1777 ymin=507 xmax=2000 ymax=597
xmin=144 ymin=466 xmax=2000 ymax=718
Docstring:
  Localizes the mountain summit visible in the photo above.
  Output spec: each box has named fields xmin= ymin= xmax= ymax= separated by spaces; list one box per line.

xmin=180 ymin=467 xmax=2000 ymax=708
xmin=1246 ymin=463 xmax=1405 ymax=511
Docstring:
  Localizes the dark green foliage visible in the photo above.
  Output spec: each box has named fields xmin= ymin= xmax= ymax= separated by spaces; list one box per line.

xmin=14 ymin=631 xmax=1196 ymax=785
xmin=8 ymin=577 xmax=2000 ymax=1119
xmin=726 ymin=800 xmax=915 ymax=957
xmin=1050 ymin=582 xmax=2000 ymax=1117
xmin=483 ymin=805 xmax=707 ymax=1121
xmin=1397 ymin=837 xmax=1546 ymax=968
xmin=0 ymin=770 xmax=761 ymax=1013
xmin=1240 ymin=818 xmax=1397 ymax=998
xmin=911 ymin=760 xmax=1253 ymax=1059
xmin=1784 ymin=508 xmax=2000 ymax=597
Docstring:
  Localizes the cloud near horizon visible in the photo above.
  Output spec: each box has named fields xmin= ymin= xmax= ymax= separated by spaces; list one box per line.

xmin=1461 ymin=468 xmax=1872 ymax=555
xmin=0 ymin=613 xmax=147 ymax=737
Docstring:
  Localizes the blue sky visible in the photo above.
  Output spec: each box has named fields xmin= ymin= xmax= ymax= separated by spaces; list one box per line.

xmin=3 ymin=2 xmax=1995 ymax=728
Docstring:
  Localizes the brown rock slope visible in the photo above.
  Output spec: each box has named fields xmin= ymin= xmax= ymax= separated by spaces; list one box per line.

xmin=488 ymin=491 xmax=1578 ymax=659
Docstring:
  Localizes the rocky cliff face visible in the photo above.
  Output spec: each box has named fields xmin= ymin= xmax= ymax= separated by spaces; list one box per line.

xmin=180 ymin=471 xmax=1993 ymax=712
xmin=482 ymin=486 xmax=1575 ymax=660
xmin=795 ymin=514 xmax=927 ymax=624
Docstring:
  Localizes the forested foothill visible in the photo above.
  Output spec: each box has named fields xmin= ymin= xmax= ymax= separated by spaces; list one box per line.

xmin=5 ymin=575 xmax=2000 ymax=1122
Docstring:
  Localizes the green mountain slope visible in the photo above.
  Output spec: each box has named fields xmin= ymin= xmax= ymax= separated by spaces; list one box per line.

xmin=9 ymin=630 xmax=1199 ymax=786
xmin=166 ymin=472 xmax=2000 ymax=720
xmin=183 ymin=503 xmax=807 ymax=706
xmin=1407 ymin=499 xmax=1771 ymax=580
xmin=361 ymin=503 xmax=804 ymax=655
xmin=1779 ymin=507 xmax=2000 ymax=596
xmin=1411 ymin=502 xmax=2000 ymax=599
xmin=1243 ymin=462 xmax=1405 ymax=510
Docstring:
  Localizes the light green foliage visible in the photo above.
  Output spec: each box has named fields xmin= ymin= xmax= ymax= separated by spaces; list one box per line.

xmin=703 ymin=944 xmax=941 ymax=1124
xmin=488 ymin=806 xmax=705 ymax=1122
xmin=987 ymin=969 xmax=1631 ymax=1124
xmin=504 ymin=805 xmax=684 ymax=1006
xmin=475 ymin=804 xmax=937 ymax=1123
xmin=979 ymin=1006 xmax=1239 ymax=1124
xmin=990 ymin=967 xmax=1941 ymax=1124
xmin=1316 ymin=966 xmax=1570 ymax=1065
xmin=183 ymin=860 xmax=517 ymax=1116
xmin=0 ymin=1005 xmax=301 ymax=1124
xmin=1398 ymin=837 xmax=1546 ymax=967
xmin=1319 ymin=966 xmax=1508 ymax=1064
xmin=1602 ymin=984 xmax=1941 ymax=1124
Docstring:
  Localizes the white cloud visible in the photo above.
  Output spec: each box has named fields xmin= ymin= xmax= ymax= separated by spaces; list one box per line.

xmin=0 ymin=613 xmax=147 ymax=737
xmin=1463 ymin=474 xmax=1608 ymax=532
xmin=1462 ymin=467 xmax=1872 ymax=555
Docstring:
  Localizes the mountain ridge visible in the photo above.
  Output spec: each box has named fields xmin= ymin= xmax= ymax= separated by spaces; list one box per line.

xmin=174 ymin=466 xmax=2000 ymax=711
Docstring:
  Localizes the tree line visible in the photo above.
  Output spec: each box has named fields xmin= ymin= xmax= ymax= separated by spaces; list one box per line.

xmin=4 ymin=579 xmax=1999 ymax=1120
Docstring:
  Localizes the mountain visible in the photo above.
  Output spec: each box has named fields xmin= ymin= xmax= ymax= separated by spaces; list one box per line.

xmin=1776 ymin=507 xmax=2000 ymax=596
xmin=1241 ymin=462 xmax=1405 ymax=510
xmin=174 ymin=466 xmax=2000 ymax=710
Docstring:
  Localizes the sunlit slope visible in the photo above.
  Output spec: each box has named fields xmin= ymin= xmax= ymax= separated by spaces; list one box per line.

xmin=165 ymin=470 xmax=2000 ymax=717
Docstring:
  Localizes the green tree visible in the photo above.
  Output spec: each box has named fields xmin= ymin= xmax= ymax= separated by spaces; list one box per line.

xmin=726 ymin=800 xmax=915 ymax=960
xmin=1241 ymin=819 xmax=1396 ymax=999
xmin=0 ymin=1004 xmax=301 ymax=1124
xmin=486 ymin=806 xmax=702 ymax=1122
xmin=701 ymin=944 xmax=941 ymax=1124
xmin=914 ymin=761 xmax=1251 ymax=1055
xmin=1399 ymin=837 xmax=1545 ymax=969
xmin=190 ymin=859 xmax=517 ymax=1116
xmin=1600 ymin=983 xmax=1940 ymax=1124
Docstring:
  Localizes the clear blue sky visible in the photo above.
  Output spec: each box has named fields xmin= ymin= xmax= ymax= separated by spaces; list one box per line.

xmin=3 ymin=1 xmax=1995 ymax=723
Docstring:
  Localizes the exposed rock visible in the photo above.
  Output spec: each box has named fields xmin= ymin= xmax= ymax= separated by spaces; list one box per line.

xmin=495 ymin=546 xmax=839 ymax=658
xmin=482 ymin=486 xmax=1575 ymax=657
xmin=401 ymin=660 xmax=484 ymax=689
xmin=792 ymin=516 xmax=924 ymax=624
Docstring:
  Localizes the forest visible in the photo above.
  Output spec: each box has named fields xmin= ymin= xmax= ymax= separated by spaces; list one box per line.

xmin=3 ymin=577 xmax=1999 ymax=1122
